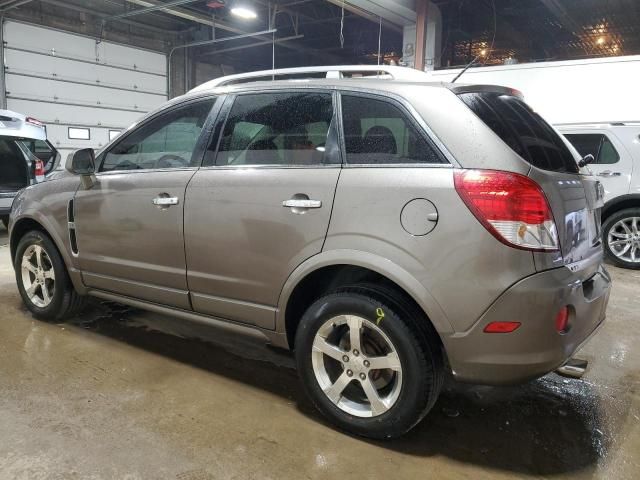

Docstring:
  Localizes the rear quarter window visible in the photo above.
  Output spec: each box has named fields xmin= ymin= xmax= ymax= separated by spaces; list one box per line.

xmin=458 ymin=92 xmax=579 ymax=174
xmin=341 ymin=94 xmax=446 ymax=165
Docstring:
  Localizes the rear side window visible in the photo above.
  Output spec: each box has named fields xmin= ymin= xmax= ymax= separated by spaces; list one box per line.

xmin=341 ymin=95 xmax=445 ymax=165
xmin=458 ymin=92 xmax=579 ymax=173
xmin=213 ymin=92 xmax=333 ymax=166
xmin=564 ymin=133 xmax=620 ymax=165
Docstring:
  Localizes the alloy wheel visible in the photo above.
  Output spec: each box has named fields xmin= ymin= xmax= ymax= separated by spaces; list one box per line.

xmin=607 ymin=216 xmax=640 ymax=264
xmin=21 ymin=244 xmax=56 ymax=308
xmin=311 ymin=314 xmax=402 ymax=417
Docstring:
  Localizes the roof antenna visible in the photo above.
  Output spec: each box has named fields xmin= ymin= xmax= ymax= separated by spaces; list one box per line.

xmin=451 ymin=54 xmax=480 ymax=83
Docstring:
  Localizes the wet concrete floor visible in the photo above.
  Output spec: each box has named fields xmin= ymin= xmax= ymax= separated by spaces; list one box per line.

xmin=0 ymin=226 xmax=639 ymax=479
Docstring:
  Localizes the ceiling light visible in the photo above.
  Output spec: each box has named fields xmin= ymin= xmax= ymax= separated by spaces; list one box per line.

xmin=231 ymin=5 xmax=257 ymax=19
xmin=480 ymin=49 xmax=487 ymax=56
xmin=597 ymin=36 xmax=605 ymax=45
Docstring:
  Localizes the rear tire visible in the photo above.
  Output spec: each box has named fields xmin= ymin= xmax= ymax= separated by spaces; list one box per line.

xmin=295 ymin=289 xmax=443 ymax=439
xmin=14 ymin=230 xmax=85 ymax=321
xmin=602 ymin=208 xmax=640 ymax=269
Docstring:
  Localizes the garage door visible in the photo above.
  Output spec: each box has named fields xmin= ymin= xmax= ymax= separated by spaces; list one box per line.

xmin=3 ymin=20 xmax=168 ymax=160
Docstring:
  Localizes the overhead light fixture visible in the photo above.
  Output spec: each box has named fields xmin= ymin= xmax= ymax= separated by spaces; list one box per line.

xmin=231 ymin=2 xmax=257 ymax=20
xmin=480 ymin=49 xmax=487 ymax=56
xmin=597 ymin=36 xmax=606 ymax=45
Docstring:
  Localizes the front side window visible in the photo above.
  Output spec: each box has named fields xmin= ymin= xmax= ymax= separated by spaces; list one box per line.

xmin=340 ymin=94 xmax=445 ymax=165
xmin=213 ymin=92 xmax=334 ymax=166
xmin=564 ymin=133 xmax=620 ymax=165
xmin=101 ymin=99 xmax=214 ymax=172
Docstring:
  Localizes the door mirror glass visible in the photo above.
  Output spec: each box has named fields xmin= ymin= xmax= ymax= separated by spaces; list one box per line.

xmin=66 ymin=148 xmax=96 ymax=175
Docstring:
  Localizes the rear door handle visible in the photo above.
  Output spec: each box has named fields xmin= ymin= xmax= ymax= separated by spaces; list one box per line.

xmin=282 ymin=199 xmax=322 ymax=208
xmin=597 ymin=171 xmax=621 ymax=177
xmin=152 ymin=196 xmax=179 ymax=207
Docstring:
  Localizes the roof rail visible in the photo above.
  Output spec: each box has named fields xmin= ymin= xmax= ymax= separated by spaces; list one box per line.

xmin=189 ymin=65 xmax=432 ymax=93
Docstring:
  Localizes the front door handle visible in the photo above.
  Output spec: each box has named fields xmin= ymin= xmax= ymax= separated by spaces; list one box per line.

xmin=152 ymin=195 xmax=179 ymax=207
xmin=597 ymin=170 xmax=622 ymax=177
xmin=282 ymin=199 xmax=322 ymax=209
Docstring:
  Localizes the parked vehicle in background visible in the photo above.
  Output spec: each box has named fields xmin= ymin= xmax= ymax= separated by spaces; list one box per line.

xmin=8 ymin=66 xmax=611 ymax=439
xmin=558 ymin=123 xmax=640 ymax=268
xmin=0 ymin=109 xmax=59 ymax=228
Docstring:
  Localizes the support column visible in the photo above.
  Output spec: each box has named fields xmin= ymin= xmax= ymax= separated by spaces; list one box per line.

xmin=415 ymin=0 xmax=427 ymax=71
xmin=402 ymin=1 xmax=441 ymax=71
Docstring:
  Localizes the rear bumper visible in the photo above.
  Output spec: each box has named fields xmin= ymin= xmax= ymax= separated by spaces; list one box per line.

xmin=443 ymin=264 xmax=611 ymax=385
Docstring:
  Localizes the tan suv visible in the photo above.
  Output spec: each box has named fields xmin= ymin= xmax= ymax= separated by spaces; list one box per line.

xmin=9 ymin=66 xmax=611 ymax=439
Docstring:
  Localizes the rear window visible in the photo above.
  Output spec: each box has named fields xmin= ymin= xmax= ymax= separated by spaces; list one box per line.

xmin=458 ymin=92 xmax=579 ymax=174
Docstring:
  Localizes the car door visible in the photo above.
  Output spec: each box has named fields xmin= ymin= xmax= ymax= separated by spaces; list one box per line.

xmin=562 ymin=130 xmax=632 ymax=201
xmin=73 ymin=97 xmax=217 ymax=309
xmin=184 ymin=90 xmax=341 ymax=329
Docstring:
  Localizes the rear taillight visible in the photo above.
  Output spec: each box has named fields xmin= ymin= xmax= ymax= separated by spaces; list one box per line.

xmin=454 ymin=169 xmax=559 ymax=252
xmin=34 ymin=160 xmax=45 ymax=182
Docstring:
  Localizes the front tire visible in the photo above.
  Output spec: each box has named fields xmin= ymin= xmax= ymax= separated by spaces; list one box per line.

xmin=14 ymin=230 xmax=85 ymax=321
xmin=602 ymin=208 xmax=640 ymax=269
xmin=295 ymin=290 xmax=443 ymax=439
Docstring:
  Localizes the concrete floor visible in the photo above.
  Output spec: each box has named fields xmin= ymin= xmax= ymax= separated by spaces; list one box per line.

xmin=0 ymin=226 xmax=639 ymax=480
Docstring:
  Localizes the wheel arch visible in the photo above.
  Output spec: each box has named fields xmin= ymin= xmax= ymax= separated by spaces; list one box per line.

xmin=10 ymin=213 xmax=85 ymax=294
xmin=277 ymin=250 xmax=454 ymax=350
xmin=602 ymin=194 xmax=640 ymax=220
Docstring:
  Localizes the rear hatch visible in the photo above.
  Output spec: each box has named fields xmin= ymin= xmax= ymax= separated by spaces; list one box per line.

xmin=455 ymin=88 xmax=604 ymax=276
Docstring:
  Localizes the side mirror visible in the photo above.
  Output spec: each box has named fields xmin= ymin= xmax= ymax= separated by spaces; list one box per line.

xmin=66 ymin=148 xmax=97 ymax=189
xmin=66 ymin=148 xmax=96 ymax=175
xmin=578 ymin=154 xmax=595 ymax=168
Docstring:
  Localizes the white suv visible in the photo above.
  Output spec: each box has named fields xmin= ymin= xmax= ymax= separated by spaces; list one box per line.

xmin=559 ymin=123 xmax=640 ymax=268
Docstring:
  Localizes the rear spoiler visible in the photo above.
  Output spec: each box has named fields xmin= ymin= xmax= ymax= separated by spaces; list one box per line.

xmin=447 ymin=84 xmax=524 ymax=100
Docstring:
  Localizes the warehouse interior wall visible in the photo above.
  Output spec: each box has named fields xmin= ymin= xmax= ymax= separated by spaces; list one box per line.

xmin=0 ymin=2 xmax=231 ymax=106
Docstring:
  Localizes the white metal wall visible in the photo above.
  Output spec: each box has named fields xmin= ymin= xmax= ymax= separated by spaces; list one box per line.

xmin=3 ymin=20 xmax=168 ymax=159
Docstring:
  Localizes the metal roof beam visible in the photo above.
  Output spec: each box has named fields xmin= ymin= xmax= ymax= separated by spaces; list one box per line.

xmin=37 ymin=0 xmax=185 ymax=35
xmin=124 ymin=0 xmax=247 ymax=34
xmin=125 ymin=0 xmax=345 ymax=62
xmin=105 ymin=0 xmax=201 ymax=21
